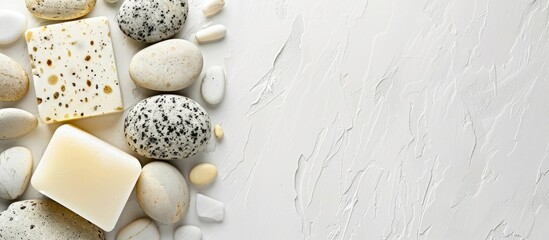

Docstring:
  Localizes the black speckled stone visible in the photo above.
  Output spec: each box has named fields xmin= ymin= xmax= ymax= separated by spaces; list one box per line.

xmin=124 ymin=95 xmax=211 ymax=160
xmin=117 ymin=0 xmax=188 ymax=43
xmin=0 ymin=199 xmax=105 ymax=240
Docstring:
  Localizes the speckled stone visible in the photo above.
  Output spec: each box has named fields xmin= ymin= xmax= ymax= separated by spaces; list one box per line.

xmin=0 ymin=199 xmax=105 ymax=240
xmin=124 ymin=95 xmax=211 ymax=160
xmin=25 ymin=0 xmax=96 ymax=20
xmin=0 ymin=53 xmax=29 ymax=101
xmin=117 ymin=0 xmax=188 ymax=43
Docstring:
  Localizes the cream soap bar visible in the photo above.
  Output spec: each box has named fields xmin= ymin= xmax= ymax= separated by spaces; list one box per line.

xmin=31 ymin=124 xmax=141 ymax=231
xmin=25 ymin=17 xmax=123 ymax=124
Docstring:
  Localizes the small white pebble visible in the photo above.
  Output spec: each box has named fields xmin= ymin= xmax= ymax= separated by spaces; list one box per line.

xmin=174 ymin=225 xmax=202 ymax=240
xmin=195 ymin=24 xmax=226 ymax=44
xmin=0 ymin=10 xmax=27 ymax=45
xmin=214 ymin=124 xmax=224 ymax=139
xmin=202 ymin=0 xmax=225 ymax=17
xmin=104 ymin=0 xmax=119 ymax=3
xmin=189 ymin=163 xmax=218 ymax=187
xmin=196 ymin=194 xmax=224 ymax=222
xmin=201 ymin=65 xmax=226 ymax=105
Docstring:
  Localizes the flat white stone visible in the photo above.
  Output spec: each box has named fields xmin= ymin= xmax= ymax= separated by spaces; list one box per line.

xmin=0 ymin=147 xmax=33 ymax=200
xmin=26 ymin=17 xmax=124 ymax=124
xmin=116 ymin=218 xmax=159 ymax=240
xmin=0 ymin=108 xmax=38 ymax=140
xmin=0 ymin=10 xmax=27 ymax=45
xmin=196 ymin=193 xmax=224 ymax=222
xmin=201 ymin=65 xmax=226 ymax=105
xmin=174 ymin=225 xmax=202 ymax=240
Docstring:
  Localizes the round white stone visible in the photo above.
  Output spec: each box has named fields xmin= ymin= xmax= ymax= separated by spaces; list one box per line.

xmin=0 ymin=10 xmax=27 ymax=45
xmin=0 ymin=53 xmax=29 ymax=101
xmin=0 ymin=108 xmax=38 ymax=140
xmin=130 ymin=39 xmax=203 ymax=91
xmin=116 ymin=218 xmax=159 ymax=240
xmin=104 ymin=0 xmax=118 ymax=3
xmin=136 ymin=162 xmax=190 ymax=224
xmin=200 ymin=65 xmax=226 ymax=105
xmin=174 ymin=225 xmax=202 ymax=240
xmin=0 ymin=147 xmax=33 ymax=200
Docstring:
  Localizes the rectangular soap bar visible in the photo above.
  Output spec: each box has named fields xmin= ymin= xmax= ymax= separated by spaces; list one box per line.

xmin=25 ymin=17 xmax=123 ymax=124
xmin=31 ymin=124 xmax=141 ymax=231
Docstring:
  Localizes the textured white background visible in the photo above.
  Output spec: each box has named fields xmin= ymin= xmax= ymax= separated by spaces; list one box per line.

xmin=2 ymin=0 xmax=549 ymax=239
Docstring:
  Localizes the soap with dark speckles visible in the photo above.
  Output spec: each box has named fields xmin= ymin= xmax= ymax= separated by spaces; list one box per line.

xmin=25 ymin=17 xmax=124 ymax=124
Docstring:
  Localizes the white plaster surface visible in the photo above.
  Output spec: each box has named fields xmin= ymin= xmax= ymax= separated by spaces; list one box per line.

xmin=2 ymin=0 xmax=549 ymax=239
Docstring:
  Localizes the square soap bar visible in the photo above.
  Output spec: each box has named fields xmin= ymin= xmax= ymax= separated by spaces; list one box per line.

xmin=31 ymin=124 xmax=141 ymax=231
xmin=25 ymin=17 xmax=123 ymax=124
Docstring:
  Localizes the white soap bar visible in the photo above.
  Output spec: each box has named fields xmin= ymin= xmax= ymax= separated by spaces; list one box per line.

xmin=25 ymin=17 xmax=123 ymax=124
xmin=196 ymin=193 xmax=224 ymax=222
xmin=31 ymin=124 xmax=141 ymax=231
xmin=202 ymin=0 xmax=225 ymax=17
xmin=195 ymin=24 xmax=226 ymax=43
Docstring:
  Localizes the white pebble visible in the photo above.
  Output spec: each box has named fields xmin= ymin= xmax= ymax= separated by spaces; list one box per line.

xmin=116 ymin=218 xmax=159 ymax=240
xmin=202 ymin=0 xmax=225 ymax=17
xmin=0 ymin=53 xmax=29 ymax=101
xmin=0 ymin=147 xmax=33 ymax=200
xmin=201 ymin=65 xmax=226 ymax=105
xmin=189 ymin=163 xmax=218 ymax=187
xmin=0 ymin=108 xmax=38 ymax=140
xmin=136 ymin=161 xmax=190 ymax=224
xmin=104 ymin=0 xmax=118 ymax=3
xmin=214 ymin=124 xmax=224 ymax=139
xmin=195 ymin=24 xmax=226 ymax=44
xmin=0 ymin=10 xmax=27 ymax=45
xmin=196 ymin=193 xmax=224 ymax=222
xmin=174 ymin=225 xmax=202 ymax=240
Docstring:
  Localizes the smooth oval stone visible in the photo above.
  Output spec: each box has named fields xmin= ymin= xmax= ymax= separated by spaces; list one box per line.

xmin=174 ymin=225 xmax=202 ymax=240
xmin=124 ymin=95 xmax=211 ymax=160
xmin=0 ymin=10 xmax=27 ymax=45
xmin=116 ymin=218 xmax=159 ymax=240
xmin=200 ymin=65 xmax=226 ymax=105
xmin=136 ymin=162 xmax=190 ymax=224
xmin=130 ymin=39 xmax=203 ymax=91
xmin=117 ymin=0 xmax=188 ymax=43
xmin=189 ymin=163 xmax=217 ymax=187
xmin=0 ymin=147 xmax=33 ymax=200
xmin=0 ymin=108 xmax=38 ymax=140
xmin=0 ymin=199 xmax=105 ymax=240
xmin=25 ymin=0 xmax=96 ymax=20
xmin=0 ymin=53 xmax=29 ymax=101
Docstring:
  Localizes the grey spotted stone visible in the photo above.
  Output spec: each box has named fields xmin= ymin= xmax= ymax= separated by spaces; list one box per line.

xmin=124 ymin=95 xmax=211 ymax=160
xmin=0 ymin=199 xmax=105 ymax=240
xmin=117 ymin=0 xmax=188 ymax=43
